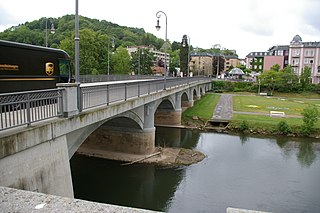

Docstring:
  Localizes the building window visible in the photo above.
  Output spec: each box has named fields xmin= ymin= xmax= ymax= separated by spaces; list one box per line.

xmin=254 ymin=65 xmax=257 ymax=69
xmin=304 ymin=58 xmax=309 ymax=64
xmin=305 ymin=49 xmax=315 ymax=57
xmin=259 ymin=65 xmax=262 ymax=70
xmin=292 ymin=49 xmax=300 ymax=56
xmin=318 ymin=66 xmax=320 ymax=73
xmin=293 ymin=59 xmax=299 ymax=65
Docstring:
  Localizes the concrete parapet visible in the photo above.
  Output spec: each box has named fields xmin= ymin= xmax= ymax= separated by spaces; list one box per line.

xmin=0 ymin=186 xmax=161 ymax=213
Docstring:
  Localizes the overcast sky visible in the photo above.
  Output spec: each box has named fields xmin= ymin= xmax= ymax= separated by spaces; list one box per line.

xmin=0 ymin=0 xmax=319 ymax=58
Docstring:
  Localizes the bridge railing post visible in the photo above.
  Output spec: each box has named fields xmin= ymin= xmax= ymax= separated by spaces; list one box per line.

xmin=107 ymin=85 xmax=110 ymax=105
xmin=124 ymin=83 xmax=127 ymax=101
xmin=26 ymin=93 xmax=31 ymax=126
xmin=57 ymin=83 xmax=80 ymax=117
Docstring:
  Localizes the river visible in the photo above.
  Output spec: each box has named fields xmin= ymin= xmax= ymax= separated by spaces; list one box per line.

xmin=70 ymin=127 xmax=320 ymax=213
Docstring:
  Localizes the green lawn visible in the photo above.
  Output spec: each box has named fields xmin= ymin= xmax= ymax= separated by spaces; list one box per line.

xmin=183 ymin=93 xmax=220 ymax=120
xmin=233 ymin=95 xmax=320 ymax=116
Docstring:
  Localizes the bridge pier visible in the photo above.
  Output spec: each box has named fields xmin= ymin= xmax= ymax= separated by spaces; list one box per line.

xmin=155 ymin=109 xmax=182 ymax=126
xmin=80 ymin=125 xmax=155 ymax=156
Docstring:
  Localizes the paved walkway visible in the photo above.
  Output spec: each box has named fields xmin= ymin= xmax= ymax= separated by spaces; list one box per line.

xmin=212 ymin=94 xmax=233 ymax=120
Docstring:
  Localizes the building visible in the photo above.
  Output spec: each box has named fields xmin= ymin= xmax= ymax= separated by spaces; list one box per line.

xmin=126 ymin=45 xmax=170 ymax=75
xmin=224 ymin=55 xmax=240 ymax=72
xmin=288 ymin=35 xmax=320 ymax=84
xmin=189 ymin=52 xmax=215 ymax=77
xmin=245 ymin=52 xmax=271 ymax=72
xmin=245 ymin=35 xmax=320 ymax=84
xmin=263 ymin=45 xmax=289 ymax=70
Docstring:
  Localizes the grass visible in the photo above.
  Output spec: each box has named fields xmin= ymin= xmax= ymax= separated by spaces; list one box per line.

xmin=233 ymin=95 xmax=320 ymax=116
xmin=231 ymin=114 xmax=320 ymax=134
xmin=181 ymin=91 xmax=320 ymax=136
xmin=182 ymin=93 xmax=220 ymax=120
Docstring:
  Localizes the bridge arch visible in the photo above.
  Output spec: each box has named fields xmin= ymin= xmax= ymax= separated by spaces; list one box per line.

xmin=154 ymin=96 xmax=181 ymax=126
xmin=181 ymin=91 xmax=192 ymax=111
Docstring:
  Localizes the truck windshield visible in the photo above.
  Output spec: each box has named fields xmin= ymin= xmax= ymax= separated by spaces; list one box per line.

xmin=59 ymin=60 xmax=71 ymax=83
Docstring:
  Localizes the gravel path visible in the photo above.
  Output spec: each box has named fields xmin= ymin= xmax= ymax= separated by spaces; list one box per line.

xmin=212 ymin=94 xmax=233 ymax=120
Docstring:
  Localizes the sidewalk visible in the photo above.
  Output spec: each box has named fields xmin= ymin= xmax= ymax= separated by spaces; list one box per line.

xmin=212 ymin=94 xmax=233 ymax=120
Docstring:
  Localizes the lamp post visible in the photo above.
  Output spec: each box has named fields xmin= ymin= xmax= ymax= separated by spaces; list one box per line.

xmin=155 ymin=11 xmax=167 ymax=88
xmin=107 ymin=37 xmax=115 ymax=77
xmin=138 ymin=48 xmax=144 ymax=76
xmin=75 ymin=0 xmax=80 ymax=83
xmin=214 ymin=44 xmax=221 ymax=79
xmin=182 ymin=35 xmax=190 ymax=77
xmin=45 ymin=18 xmax=55 ymax=47
xmin=198 ymin=48 xmax=200 ymax=76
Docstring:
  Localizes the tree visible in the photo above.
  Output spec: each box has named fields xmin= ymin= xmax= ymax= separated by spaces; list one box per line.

xmin=212 ymin=55 xmax=225 ymax=77
xmin=270 ymin=64 xmax=281 ymax=72
xmin=111 ymin=46 xmax=131 ymax=74
xmin=179 ymin=35 xmax=189 ymax=75
xmin=277 ymin=65 xmax=299 ymax=92
xmin=170 ymin=50 xmax=180 ymax=76
xmin=131 ymin=49 xmax=154 ymax=75
xmin=300 ymin=66 xmax=312 ymax=89
xmin=259 ymin=70 xmax=282 ymax=95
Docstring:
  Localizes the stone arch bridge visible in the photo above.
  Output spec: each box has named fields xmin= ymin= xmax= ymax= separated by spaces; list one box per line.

xmin=0 ymin=78 xmax=211 ymax=198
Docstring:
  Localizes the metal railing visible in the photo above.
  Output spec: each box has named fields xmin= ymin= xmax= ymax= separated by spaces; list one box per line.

xmin=0 ymin=89 xmax=63 ymax=130
xmin=0 ymin=77 xmax=210 ymax=131
xmin=80 ymin=77 xmax=208 ymax=110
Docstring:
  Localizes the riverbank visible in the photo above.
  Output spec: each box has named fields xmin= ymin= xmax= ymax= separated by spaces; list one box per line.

xmin=181 ymin=117 xmax=320 ymax=139
xmin=182 ymin=93 xmax=320 ymax=139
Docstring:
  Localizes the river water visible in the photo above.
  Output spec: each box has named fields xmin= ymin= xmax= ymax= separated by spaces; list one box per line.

xmin=70 ymin=127 xmax=320 ymax=213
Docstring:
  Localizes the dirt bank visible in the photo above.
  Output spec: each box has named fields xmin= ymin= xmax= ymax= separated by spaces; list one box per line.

xmin=77 ymin=146 xmax=206 ymax=166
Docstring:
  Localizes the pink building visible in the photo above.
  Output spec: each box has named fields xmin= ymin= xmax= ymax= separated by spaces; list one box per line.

xmin=264 ymin=56 xmax=285 ymax=70
xmin=288 ymin=35 xmax=320 ymax=84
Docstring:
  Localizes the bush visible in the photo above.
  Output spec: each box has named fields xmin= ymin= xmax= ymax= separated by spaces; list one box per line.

xmin=239 ymin=120 xmax=249 ymax=132
xmin=301 ymin=106 xmax=319 ymax=136
xmin=277 ymin=120 xmax=291 ymax=134
xmin=301 ymin=123 xmax=313 ymax=136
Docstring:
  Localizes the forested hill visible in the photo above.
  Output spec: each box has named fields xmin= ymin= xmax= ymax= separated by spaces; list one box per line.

xmin=0 ymin=15 xmax=164 ymax=50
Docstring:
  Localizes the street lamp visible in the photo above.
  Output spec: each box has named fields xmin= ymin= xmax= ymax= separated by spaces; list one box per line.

xmin=155 ymin=11 xmax=168 ymax=87
xmin=214 ymin=44 xmax=221 ymax=79
xmin=75 ymin=0 xmax=80 ymax=83
xmin=45 ymin=18 xmax=55 ymax=47
xmin=138 ymin=48 xmax=144 ymax=76
xmin=182 ymin=35 xmax=190 ymax=77
xmin=107 ymin=37 xmax=115 ymax=76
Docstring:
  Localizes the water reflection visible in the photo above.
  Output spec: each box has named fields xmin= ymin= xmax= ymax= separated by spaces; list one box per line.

xmin=239 ymin=134 xmax=249 ymax=145
xmin=274 ymin=136 xmax=318 ymax=167
xmin=297 ymin=142 xmax=316 ymax=167
xmin=71 ymin=155 xmax=186 ymax=211
xmin=155 ymin=127 xmax=200 ymax=149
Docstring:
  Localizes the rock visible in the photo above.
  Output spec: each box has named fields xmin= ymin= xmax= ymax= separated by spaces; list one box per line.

xmin=192 ymin=116 xmax=199 ymax=120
